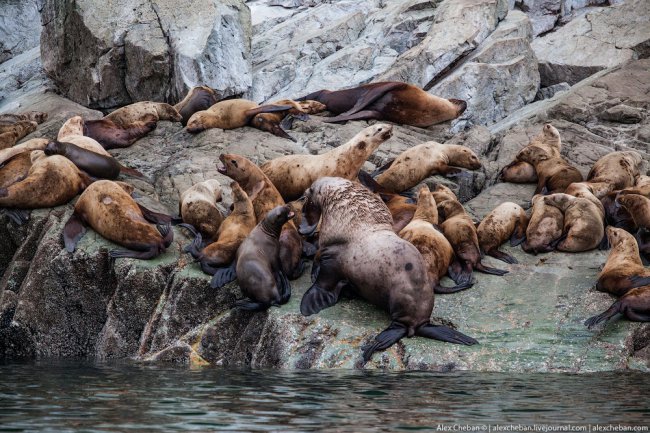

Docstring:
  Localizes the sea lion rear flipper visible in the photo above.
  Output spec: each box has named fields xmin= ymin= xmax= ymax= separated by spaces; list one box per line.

xmin=233 ymin=299 xmax=270 ymax=312
xmin=549 ymin=232 xmax=567 ymax=249
xmin=63 ymin=212 xmax=87 ymax=252
xmin=275 ymin=271 xmax=292 ymax=305
xmin=137 ymin=203 xmax=172 ymax=225
xmin=442 ymin=166 xmax=472 ymax=180
xmin=585 ymin=301 xmax=622 ymax=328
xmin=434 ymin=280 xmax=474 ymax=294
xmin=475 ymin=262 xmax=509 ymax=276
xmin=157 ymin=223 xmax=173 ymax=248
xmin=361 ymin=321 xmax=408 ymax=363
xmin=210 ymin=262 xmax=237 ymax=289
xmin=338 ymin=82 xmax=406 ymax=117
xmin=321 ymin=110 xmax=381 ymax=124
xmin=171 ymin=215 xmax=183 ymax=225
xmin=3 ymin=209 xmax=30 ymax=225
xmin=109 ymin=248 xmax=158 ymax=260
xmin=625 ymin=310 xmax=650 ymax=322
xmin=118 ymin=163 xmax=145 ymax=179
xmin=487 ymin=250 xmax=518 ymax=265
xmin=416 ymin=324 xmax=478 ymax=346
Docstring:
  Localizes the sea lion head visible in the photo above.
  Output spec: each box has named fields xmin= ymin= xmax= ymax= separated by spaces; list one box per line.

xmin=266 ymin=204 xmax=296 ymax=229
xmin=516 ymin=144 xmax=550 ymax=164
xmin=157 ymin=104 xmax=183 ymax=123
xmin=44 ymin=140 xmax=65 ymax=156
xmin=298 ymin=178 xmax=350 ymax=236
xmin=448 ymin=98 xmax=468 ymax=116
xmin=251 ymin=114 xmax=296 ymax=142
xmin=543 ymin=193 xmax=574 ymax=210
xmin=413 ymin=184 xmax=438 ymax=224
xmin=186 ymin=112 xmax=209 ymax=133
xmin=606 ymin=226 xmax=627 ymax=248
xmin=60 ymin=116 xmax=85 ymax=138
xmin=436 ymin=198 xmax=463 ymax=221
xmin=616 ymin=193 xmax=643 ymax=212
xmin=542 ymin=123 xmax=560 ymax=140
xmin=217 ymin=153 xmax=252 ymax=184
xmin=448 ymin=146 xmax=481 ymax=169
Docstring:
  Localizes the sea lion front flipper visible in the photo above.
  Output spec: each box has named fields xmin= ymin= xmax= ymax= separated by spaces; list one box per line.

xmin=210 ymin=262 xmax=237 ymax=289
xmin=234 ymin=298 xmax=270 ymax=311
xmin=63 ymin=212 xmax=87 ymax=252
xmin=275 ymin=271 xmax=292 ymax=305
xmin=415 ymin=324 xmax=479 ymax=346
xmin=628 ymin=275 xmax=650 ymax=288
xmin=475 ymin=262 xmax=509 ymax=276
xmin=625 ymin=309 xmax=650 ymax=322
xmin=300 ymin=281 xmax=344 ymax=316
xmin=434 ymin=280 xmax=474 ymax=294
xmin=3 ymin=209 xmax=30 ymax=225
xmin=585 ymin=301 xmax=621 ymax=329
xmin=487 ymin=249 xmax=518 ymax=265
xmin=137 ymin=203 xmax=172 ymax=225
xmin=447 ymin=260 xmax=463 ymax=284
xmin=321 ymin=110 xmax=381 ymax=124
xmin=361 ymin=321 xmax=408 ymax=363
xmin=157 ymin=223 xmax=173 ymax=248
xmin=109 ymin=248 xmax=158 ymax=260
xmin=509 ymin=223 xmax=526 ymax=247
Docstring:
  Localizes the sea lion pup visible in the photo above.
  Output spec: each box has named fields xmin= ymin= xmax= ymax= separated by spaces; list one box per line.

xmin=500 ymin=160 xmax=537 ymax=183
xmin=186 ymin=99 xmax=294 ymax=139
xmin=212 ymin=205 xmax=294 ymax=311
xmin=437 ymin=199 xmax=508 ymax=284
xmin=298 ymin=177 xmax=478 ymax=362
xmin=174 ymin=85 xmax=219 ymax=126
xmin=57 ymin=116 xmax=112 ymax=156
xmin=477 ymin=202 xmax=528 ymax=264
xmin=183 ymin=181 xmax=261 ymax=275
xmin=217 ymin=153 xmax=304 ymax=279
xmin=261 ymin=123 xmax=393 ymax=201
xmin=595 ymin=227 xmax=650 ymax=296
xmin=374 ymin=142 xmax=482 ymax=193
xmin=617 ymin=194 xmax=650 ymax=230
xmin=399 ymin=185 xmax=473 ymax=294
xmin=178 ymin=179 xmax=224 ymax=242
xmin=298 ymin=82 xmax=467 ymax=127
xmin=0 ymin=120 xmax=38 ymax=150
xmin=542 ymin=193 xmax=604 ymax=252
xmin=585 ymin=150 xmax=643 ymax=198
xmin=43 ymin=140 xmax=144 ymax=179
xmin=358 ymin=170 xmax=416 ymax=232
xmin=63 ymin=180 xmax=173 ymax=259
xmin=585 ymin=285 xmax=650 ymax=328
xmin=522 ymin=194 xmax=564 ymax=254
xmin=515 ymin=145 xmax=582 ymax=194
xmin=0 ymin=155 xmax=92 ymax=209
xmin=0 ymin=111 xmax=48 ymax=124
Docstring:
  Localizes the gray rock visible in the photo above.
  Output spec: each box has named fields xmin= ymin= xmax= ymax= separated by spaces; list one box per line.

xmin=0 ymin=47 xmax=44 ymax=105
xmin=535 ymin=82 xmax=570 ymax=101
xmin=600 ymin=104 xmax=645 ymax=124
xmin=0 ymin=0 xmax=41 ymax=64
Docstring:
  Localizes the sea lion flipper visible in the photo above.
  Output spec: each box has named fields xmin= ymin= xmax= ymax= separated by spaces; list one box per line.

xmin=434 ymin=280 xmax=474 ymax=294
xmin=321 ymin=110 xmax=381 ymax=124
xmin=210 ymin=262 xmax=237 ymax=289
xmin=275 ymin=271 xmax=292 ymax=304
xmin=585 ymin=302 xmax=621 ymax=328
xmin=244 ymin=104 xmax=292 ymax=120
xmin=118 ymin=163 xmax=145 ymax=179
xmin=3 ymin=209 xmax=30 ymax=225
xmin=339 ymin=82 xmax=406 ymax=117
xmin=63 ymin=212 xmax=86 ymax=252
xmin=487 ymin=250 xmax=518 ymax=265
xmin=371 ymin=158 xmax=395 ymax=177
xmin=361 ymin=322 xmax=408 ymax=363
xmin=137 ymin=203 xmax=172 ymax=225
xmin=475 ymin=262 xmax=509 ymax=276
xmin=302 ymin=240 xmax=317 ymax=258
xmin=109 ymin=248 xmax=158 ymax=260
xmin=234 ymin=299 xmax=269 ymax=311
xmin=509 ymin=227 xmax=526 ymax=247
xmin=415 ymin=324 xmax=478 ymax=346
xmin=300 ymin=281 xmax=342 ymax=316
xmin=629 ymin=275 xmax=650 ymax=288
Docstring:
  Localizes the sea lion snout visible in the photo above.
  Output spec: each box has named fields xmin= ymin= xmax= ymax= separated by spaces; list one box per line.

xmin=449 ymin=99 xmax=467 ymax=115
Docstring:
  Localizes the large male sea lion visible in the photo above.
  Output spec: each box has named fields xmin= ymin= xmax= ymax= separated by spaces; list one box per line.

xmin=522 ymin=194 xmax=564 ymax=254
xmin=585 ymin=285 xmax=650 ymax=328
xmin=595 ymin=227 xmax=650 ymax=296
xmin=174 ymin=85 xmax=219 ymax=126
xmin=298 ymin=82 xmax=467 ymax=127
xmin=477 ymin=202 xmax=528 ymax=264
xmin=179 ymin=179 xmax=224 ymax=242
xmin=261 ymin=123 xmax=393 ymax=201
xmin=542 ymin=193 xmax=604 ymax=252
xmin=298 ymin=177 xmax=478 ymax=363
xmin=63 ymin=180 xmax=173 ymax=259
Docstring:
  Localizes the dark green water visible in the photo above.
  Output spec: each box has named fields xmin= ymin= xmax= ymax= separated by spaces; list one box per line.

xmin=1 ymin=361 xmax=649 ymax=432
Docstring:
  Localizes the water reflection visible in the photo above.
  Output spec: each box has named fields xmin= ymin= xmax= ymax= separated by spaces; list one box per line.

xmin=0 ymin=361 xmax=648 ymax=432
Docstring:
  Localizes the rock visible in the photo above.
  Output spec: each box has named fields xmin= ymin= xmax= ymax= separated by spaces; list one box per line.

xmin=600 ymin=104 xmax=645 ymax=124
xmin=0 ymin=0 xmax=41 ymax=65
xmin=40 ymin=0 xmax=252 ymax=109
xmin=535 ymin=82 xmax=570 ymax=101
xmin=0 ymin=48 xmax=44 ymax=105
xmin=532 ymin=0 xmax=650 ymax=86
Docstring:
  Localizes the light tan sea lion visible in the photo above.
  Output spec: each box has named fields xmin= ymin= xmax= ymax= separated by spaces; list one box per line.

xmin=477 ymin=202 xmax=528 ymax=264
xmin=179 ymin=179 xmax=224 ymax=242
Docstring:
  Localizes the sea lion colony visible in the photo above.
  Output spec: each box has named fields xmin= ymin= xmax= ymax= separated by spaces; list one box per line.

xmin=0 ymin=82 xmax=648 ymax=364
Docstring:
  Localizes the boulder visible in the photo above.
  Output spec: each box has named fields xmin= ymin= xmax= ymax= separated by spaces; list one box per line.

xmin=0 ymin=0 xmax=41 ymax=65
xmin=40 ymin=0 xmax=252 ymax=109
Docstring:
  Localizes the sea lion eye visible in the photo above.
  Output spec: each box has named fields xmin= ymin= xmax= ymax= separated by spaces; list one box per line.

xmin=231 ymin=160 xmax=238 ymax=167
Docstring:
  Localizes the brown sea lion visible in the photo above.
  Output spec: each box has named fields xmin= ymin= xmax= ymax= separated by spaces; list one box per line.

xmin=585 ymin=150 xmax=643 ymax=198
xmin=262 ymin=123 xmax=393 ymax=201
xmin=0 ymin=155 xmax=92 ymax=209
xmin=299 ymin=82 xmax=467 ymax=127
xmin=186 ymin=99 xmax=294 ymax=139
xmin=251 ymin=99 xmax=327 ymax=136
xmin=542 ymin=193 xmax=604 ymax=252
xmin=0 ymin=111 xmax=48 ymax=124
xmin=183 ymin=181 xmax=261 ymax=275
xmin=500 ymin=160 xmax=537 ymax=183
xmin=500 ymin=123 xmax=562 ymax=184
xmin=0 ymin=121 xmax=38 ymax=150
xmin=211 ymin=205 xmax=294 ymax=311
xmin=174 ymin=85 xmax=219 ymax=126
xmin=477 ymin=202 xmax=528 ymax=264
xmin=399 ymin=185 xmax=472 ymax=294
xmin=179 ymin=179 xmax=224 ymax=242
xmin=438 ymin=199 xmax=508 ymax=284
xmin=358 ymin=170 xmax=416 ymax=232
xmin=516 ymin=145 xmax=583 ymax=194
xmin=430 ymin=183 xmax=458 ymax=205
xmin=0 ymin=152 xmax=32 ymax=188
xmin=217 ymin=153 xmax=304 ymax=279
xmin=298 ymin=177 xmax=478 ymax=363
xmin=63 ymin=180 xmax=173 ymax=259
xmin=617 ymin=194 xmax=650 ymax=229
xmin=617 ymin=175 xmax=650 ymax=198
xmin=374 ymin=142 xmax=482 ymax=193
xmin=585 ymin=285 xmax=650 ymax=328
xmin=522 ymin=194 xmax=564 ymax=254
xmin=595 ymin=227 xmax=650 ymax=296
xmin=58 ymin=116 xmax=112 ymax=156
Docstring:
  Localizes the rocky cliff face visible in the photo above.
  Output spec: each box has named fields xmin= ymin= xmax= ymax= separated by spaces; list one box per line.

xmin=0 ymin=0 xmax=649 ymax=371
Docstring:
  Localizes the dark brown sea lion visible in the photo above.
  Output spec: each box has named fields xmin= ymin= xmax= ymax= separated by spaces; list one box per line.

xmin=522 ymin=194 xmax=564 ymax=254
xmin=174 ymin=85 xmax=219 ymax=126
xmin=298 ymin=177 xmax=478 ymax=363
xmin=585 ymin=285 xmax=650 ymax=328
xmin=542 ymin=193 xmax=604 ymax=252
xmin=585 ymin=150 xmax=643 ymax=198
xmin=515 ymin=145 xmax=582 ymax=194
xmin=178 ymin=179 xmax=224 ymax=242
xmin=600 ymin=191 xmax=636 ymax=232
xmin=63 ymin=180 xmax=172 ymax=259
xmin=183 ymin=181 xmax=261 ymax=275
xmin=595 ymin=227 xmax=650 ymax=296
xmin=477 ymin=202 xmax=528 ymax=264
xmin=58 ymin=116 xmax=113 ymax=156
xmin=374 ymin=142 xmax=482 ymax=193
xmin=212 ymin=205 xmax=294 ymax=311
xmin=217 ymin=153 xmax=304 ymax=279
xmin=298 ymin=82 xmax=467 ymax=127
xmin=437 ymin=199 xmax=508 ymax=284
xmin=399 ymin=185 xmax=472 ymax=294
xmin=0 ymin=120 xmax=38 ymax=150
xmin=261 ymin=123 xmax=393 ymax=201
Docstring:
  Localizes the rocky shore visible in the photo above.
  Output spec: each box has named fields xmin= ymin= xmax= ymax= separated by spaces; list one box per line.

xmin=0 ymin=0 xmax=649 ymax=371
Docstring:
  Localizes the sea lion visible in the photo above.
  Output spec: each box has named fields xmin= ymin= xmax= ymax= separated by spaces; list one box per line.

xmin=585 ymin=150 xmax=643 ymax=198
xmin=542 ymin=193 xmax=604 ymax=252
xmin=595 ymin=227 xmax=650 ymax=296
xmin=515 ymin=145 xmax=582 ymax=194
xmin=437 ymin=199 xmax=508 ymax=284
xmin=217 ymin=153 xmax=304 ymax=279
xmin=298 ymin=177 xmax=478 ymax=363
xmin=58 ymin=116 xmax=112 ymax=156
xmin=251 ymin=99 xmax=327 ymax=138
xmin=0 ymin=120 xmax=38 ymax=150
xmin=183 ymin=181 xmax=261 ymax=275
xmin=374 ymin=142 xmax=482 ymax=193
xmin=617 ymin=175 xmax=650 ymax=198
xmin=261 ymin=123 xmax=393 ymax=201
xmin=186 ymin=99 xmax=294 ymax=139
xmin=617 ymin=194 xmax=650 ymax=229
xmin=477 ymin=202 xmax=528 ymax=264
xmin=522 ymin=194 xmax=564 ymax=254
xmin=500 ymin=160 xmax=537 ymax=183
xmin=174 ymin=85 xmax=219 ymax=126
xmin=601 ymin=191 xmax=636 ymax=232
xmin=0 ymin=138 xmax=50 ymax=166
xmin=499 ymin=124 xmax=562 ymax=184
xmin=0 ymin=111 xmax=48 ymax=124
xmin=0 ymin=155 xmax=92 ymax=209
xmin=358 ymin=170 xmax=416 ymax=232
xmin=585 ymin=285 xmax=650 ymax=328
xmin=430 ymin=183 xmax=458 ymax=205
xmin=399 ymin=185 xmax=472 ymax=294
xmin=179 ymin=179 xmax=224 ymax=242
xmin=0 ymin=151 xmax=32 ymax=188
xmin=63 ymin=180 xmax=173 ymax=259
xmin=44 ymin=140 xmax=144 ymax=179
xmin=299 ymin=82 xmax=467 ymax=127
xmin=211 ymin=205 xmax=294 ymax=311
